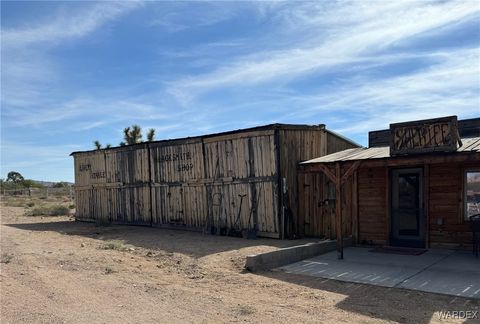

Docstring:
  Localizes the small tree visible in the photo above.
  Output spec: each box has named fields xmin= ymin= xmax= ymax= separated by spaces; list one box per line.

xmin=147 ymin=128 xmax=155 ymax=141
xmin=106 ymin=144 xmax=112 ymax=148
xmin=53 ymin=181 xmax=70 ymax=188
xmin=93 ymin=140 xmax=102 ymax=150
xmin=6 ymin=171 xmax=24 ymax=183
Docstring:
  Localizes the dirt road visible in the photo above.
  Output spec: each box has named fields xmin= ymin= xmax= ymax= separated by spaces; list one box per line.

xmin=1 ymin=203 xmax=478 ymax=323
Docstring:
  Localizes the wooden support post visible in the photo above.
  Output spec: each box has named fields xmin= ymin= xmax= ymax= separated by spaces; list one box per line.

xmin=336 ymin=162 xmax=343 ymax=259
xmin=424 ymin=164 xmax=430 ymax=248
xmin=352 ymin=170 xmax=359 ymax=244
xmin=385 ymin=167 xmax=390 ymax=245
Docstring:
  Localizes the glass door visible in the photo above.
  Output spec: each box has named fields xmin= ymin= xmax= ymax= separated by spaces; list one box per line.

xmin=391 ymin=168 xmax=425 ymax=248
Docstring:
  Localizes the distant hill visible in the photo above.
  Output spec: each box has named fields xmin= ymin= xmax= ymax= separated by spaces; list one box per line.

xmin=33 ymin=180 xmax=74 ymax=187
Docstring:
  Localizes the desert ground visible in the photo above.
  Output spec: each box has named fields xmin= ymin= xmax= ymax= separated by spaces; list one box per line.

xmin=1 ymin=196 xmax=479 ymax=324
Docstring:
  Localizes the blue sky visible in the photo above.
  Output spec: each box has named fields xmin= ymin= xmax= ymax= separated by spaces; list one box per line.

xmin=1 ymin=1 xmax=479 ymax=182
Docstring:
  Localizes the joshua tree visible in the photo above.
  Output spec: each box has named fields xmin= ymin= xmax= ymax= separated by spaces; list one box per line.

xmin=123 ymin=127 xmax=130 ymax=144
xmin=147 ymin=128 xmax=155 ymax=141
xmin=123 ymin=125 xmax=143 ymax=145
xmin=93 ymin=125 xmax=156 ymax=148
xmin=93 ymin=140 xmax=102 ymax=150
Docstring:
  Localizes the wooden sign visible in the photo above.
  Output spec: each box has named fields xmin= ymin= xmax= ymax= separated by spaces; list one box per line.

xmin=390 ymin=116 xmax=459 ymax=156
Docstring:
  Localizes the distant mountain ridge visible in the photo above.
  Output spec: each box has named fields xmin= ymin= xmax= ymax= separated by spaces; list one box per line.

xmin=33 ymin=180 xmax=73 ymax=187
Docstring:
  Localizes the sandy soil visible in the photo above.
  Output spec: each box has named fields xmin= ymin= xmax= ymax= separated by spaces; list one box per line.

xmin=1 ymin=202 xmax=479 ymax=324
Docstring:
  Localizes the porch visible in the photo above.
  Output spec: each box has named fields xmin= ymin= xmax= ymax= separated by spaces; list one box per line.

xmin=279 ymin=247 xmax=480 ymax=299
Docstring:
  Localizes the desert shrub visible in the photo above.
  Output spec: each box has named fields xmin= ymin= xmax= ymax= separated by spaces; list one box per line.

xmin=28 ymin=207 xmax=50 ymax=216
xmin=26 ymin=202 xmax=35 ymax=207
xmin=50 ymin=205 xmax=70 ymax=215
xmin=235 ymin=305 xmax=256 ymax=316
xmin=0 ymin=253 xmax=13 ymax=264
xmin=100 ymin=240 xmax=133 ymax=252
xmin=3 ymin=198 xmax=27 ymax=207
xmin=28 ymin=205 xmax=69 ymax=216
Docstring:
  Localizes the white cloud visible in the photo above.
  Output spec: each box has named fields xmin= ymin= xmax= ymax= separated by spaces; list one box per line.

xmin=148 ymin=1 xmax=244 ymax=32
xmin=1 ymin=1 xmax=144 ymax=48
xmin=4 ymin=97 xmax=173 ymax=127
xmin=167 ymin=1 xmax=479 ymax=98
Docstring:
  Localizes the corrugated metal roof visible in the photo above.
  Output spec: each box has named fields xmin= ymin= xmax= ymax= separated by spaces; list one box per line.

xmin=302 ymin=137 xmax=480 ymax=164
xmin=458 ymin=137 xmax=480 ymax=152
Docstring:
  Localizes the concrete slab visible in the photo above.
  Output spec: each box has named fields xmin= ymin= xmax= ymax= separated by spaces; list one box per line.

xmin=245 ymin=238 xmax=352 ymax=272
xmin=279 ymin=247 xmax=480 ymax=299
xmin=398 ymin=250 xmax=480 ymax=299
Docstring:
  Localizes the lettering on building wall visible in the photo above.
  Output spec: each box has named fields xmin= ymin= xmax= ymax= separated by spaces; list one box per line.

xmin=390 ymin=116 xmax=459 ymax=156
xmin=79 ymin=162 xmax=105 ymax=180
xmin=90 ymin=171 xmax=106 ymax=179
xmin=79 ymin=164 xmax=91 ymax=172
xmin=159 ymin=151 xmax=194 ymax=172
xmin=160 ymin=151 xmax=192 ymax=162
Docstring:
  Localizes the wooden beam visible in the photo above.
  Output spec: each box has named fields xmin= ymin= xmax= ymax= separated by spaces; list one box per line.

xmin=341 ymin=161 xmax=361 ymax=185
xmin=336 ymin=162 xmax=343 ymax=259
xmin=353 ymin=153 xmax=480 ymax=168
xmin=316 ymin=164 xmax=337 ymax=184
xmin=299 ymin=153 xmax=480 ymax=172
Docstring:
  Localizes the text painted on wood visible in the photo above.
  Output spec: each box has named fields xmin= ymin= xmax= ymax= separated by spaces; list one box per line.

xmin=159 ymin=151 xmax=194 ymax=172
xmin=390 ymin=116 xmax=459 ymax=156
xmin=79 ymin=163 xmax=106 ymax=179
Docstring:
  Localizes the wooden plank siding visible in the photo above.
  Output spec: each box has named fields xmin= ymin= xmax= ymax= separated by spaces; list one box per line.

xmin=298 ymin=164 xmax=356 ymax=240
xmin=293 ymin=131 xmax=358 ymax=238
xmin=428 ymin=162 xmax=475 ymax=247
xmin=73 ymin=125 xmax=355 ymax=238
xmin=298 ymin=159 xmax=480 ymax=247
xmin=357 ymin=166 xmax=388 ymax=244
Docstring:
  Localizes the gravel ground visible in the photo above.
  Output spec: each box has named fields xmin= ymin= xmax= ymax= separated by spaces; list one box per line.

xmin=1 ymin=202 xmax=478 ymax=323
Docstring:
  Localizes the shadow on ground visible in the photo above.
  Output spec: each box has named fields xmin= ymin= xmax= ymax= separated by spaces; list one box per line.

xmin=6 ymin=218 xmax=480 ymax=323
xmin=5 ymin=219 xmax=315 ymax=258
xmin=261 ymin=270 xmax=480 ymax=324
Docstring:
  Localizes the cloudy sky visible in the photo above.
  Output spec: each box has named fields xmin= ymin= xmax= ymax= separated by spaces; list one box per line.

xmin=1 ymin=1 xmax=479 ymax=182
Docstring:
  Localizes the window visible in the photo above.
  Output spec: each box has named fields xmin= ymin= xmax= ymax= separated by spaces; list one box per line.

xmin=465 ymin=170 xmax=480 ymax=220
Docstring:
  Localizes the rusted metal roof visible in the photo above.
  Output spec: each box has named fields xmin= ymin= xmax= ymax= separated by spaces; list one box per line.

xmin=302 ymin=137 xmax=480 ymax=164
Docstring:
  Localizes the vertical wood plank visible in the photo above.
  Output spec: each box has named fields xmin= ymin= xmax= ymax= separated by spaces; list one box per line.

xmin=335 ymin=162 xmax=343 ymax=259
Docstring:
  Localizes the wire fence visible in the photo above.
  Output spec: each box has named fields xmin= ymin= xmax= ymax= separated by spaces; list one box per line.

xmin=1 ymin=187 xmax=74 ymax=199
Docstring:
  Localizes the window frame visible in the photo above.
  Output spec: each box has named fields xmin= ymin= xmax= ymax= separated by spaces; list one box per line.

xmin=464 ymin=168 xmax=480 ymax=222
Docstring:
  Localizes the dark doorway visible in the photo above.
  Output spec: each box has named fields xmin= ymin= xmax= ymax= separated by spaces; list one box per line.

xmin=391 ymin=168 xmax=425 ymax=248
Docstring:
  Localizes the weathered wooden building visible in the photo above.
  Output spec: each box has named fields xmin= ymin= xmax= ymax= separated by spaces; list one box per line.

xmin=71 ymin=124 xmax=358 ymax=238
xmin=299 ymin=116 xmax=480 ymax=254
